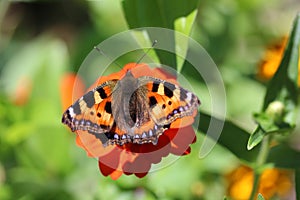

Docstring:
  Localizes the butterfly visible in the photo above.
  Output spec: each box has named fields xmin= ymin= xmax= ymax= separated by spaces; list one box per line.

xmin=62 ymin=67 xmax=200 ymax=147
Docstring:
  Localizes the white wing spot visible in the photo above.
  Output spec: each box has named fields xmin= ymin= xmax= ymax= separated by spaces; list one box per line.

xmin=186 ymin=92 xmax=192 ymax=101
xmin=69 ymin=107 xmax=75 ymax=117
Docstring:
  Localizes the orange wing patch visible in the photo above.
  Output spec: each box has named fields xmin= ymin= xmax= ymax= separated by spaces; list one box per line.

xmin=144 ymin=77 xmax=200 ymax=125
xmin=61 ymin=80 xmax=117 ymax=138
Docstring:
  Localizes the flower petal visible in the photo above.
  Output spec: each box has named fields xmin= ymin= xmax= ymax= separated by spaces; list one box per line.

xmin=76 ymin=131 xmax=115 ymax=157
xmin=98 ymin=148 xmax=121 ymax=177
xmin=60 ymin=73 xmax=85 ymax=111
xmin=165 ymin=126 xmax=196 ymax=156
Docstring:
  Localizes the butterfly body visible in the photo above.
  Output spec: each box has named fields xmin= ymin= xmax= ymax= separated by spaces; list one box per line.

xmin=111 ymin=71 xmax=149 ymax=133
xmin=62 ymin=69 xmax=200 ymax=147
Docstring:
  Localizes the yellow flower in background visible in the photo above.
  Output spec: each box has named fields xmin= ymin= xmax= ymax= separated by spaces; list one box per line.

xmin=258 ymin=36 xmax=300 ymax=86
xmin=226 ymin=165 xmax=292 ymax=200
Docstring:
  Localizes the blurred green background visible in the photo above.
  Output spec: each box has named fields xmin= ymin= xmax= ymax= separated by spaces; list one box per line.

xmin=0 ymin=0 xmax=299 ymax=199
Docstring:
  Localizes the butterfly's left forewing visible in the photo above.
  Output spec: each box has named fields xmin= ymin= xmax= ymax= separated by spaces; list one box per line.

xmin=62 ymin=80 xmax=118 ymax=144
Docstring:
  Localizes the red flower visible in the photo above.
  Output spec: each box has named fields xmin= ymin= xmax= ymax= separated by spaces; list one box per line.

xmin=73 ymin=63 xmax=198 ymax=179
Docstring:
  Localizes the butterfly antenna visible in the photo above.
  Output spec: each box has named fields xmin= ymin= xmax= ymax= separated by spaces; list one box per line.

xmin=135 ymin=40 xmax=158 ymax=64
xmin=94 ymin=46 xmax=122 ymax=69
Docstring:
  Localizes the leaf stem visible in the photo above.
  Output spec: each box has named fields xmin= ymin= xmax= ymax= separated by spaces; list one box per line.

xmin=249 ymin=135 xmax=270 ymax=200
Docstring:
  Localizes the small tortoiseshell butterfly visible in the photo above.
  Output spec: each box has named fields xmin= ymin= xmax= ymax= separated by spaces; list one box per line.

xmin=62 ymin=66 xmax=200 ymax=146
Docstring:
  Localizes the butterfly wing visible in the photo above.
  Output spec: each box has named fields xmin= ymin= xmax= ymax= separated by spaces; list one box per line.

xmin=130 ymin=76 xmax=200 ymax=144
xmin=62 ymin=80 xmax=118 ymax=145
xmin=141 ymin=76 xmax=200 ymax=124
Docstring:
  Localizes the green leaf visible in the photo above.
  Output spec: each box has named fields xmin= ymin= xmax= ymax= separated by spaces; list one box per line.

xmin=254 ymin=112 xmax=294 ymax=133
xmin=248 ymin=14 xmax=300 ymax=149
xmin=199 ymin=112 xmax=300 ymax=168
xmin=121 ymin=0 xmax=199 ymax=69
xmin=174 ymin=9 xmax=198 ymax=71
xmin=247 ymin=126 xmax=265 ymax=150
xmin=257 ymin=193 xmax=265 ymax=200
xmin=198 ymin=112 xmax=260 ymax=162
xmin=253 ymin=113 xmax=279 ymax=132
xmin=296 ymin=168 xmax=300 ymax=200
xmin=267 ymin=144 xmax=300 ymax=168
xmin=263 ymin=14 xmax=300 ymax=122
xmin=122 ymin=0 xmax=199 ymax=29
xmin=0 ymin=37 xmax=68 ymax=100
xmin=248 ymin=113 xmax=295 ymax=150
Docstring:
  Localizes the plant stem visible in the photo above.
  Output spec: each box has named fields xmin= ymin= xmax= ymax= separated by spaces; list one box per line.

xmin=249 ymin=135 xmax=270 ymax=200
xmin=249 ymin=172 xmax=260 ymax=200
xmin=257 ymin=135 xmax=270 ymax=166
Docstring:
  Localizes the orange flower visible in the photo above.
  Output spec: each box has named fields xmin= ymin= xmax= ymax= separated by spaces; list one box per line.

xmin=12 ymin=76 xmax=32 ymax=106
xmin=60 ymin=72 xmax=85 ymax=111
xmin=74 ymin=63 xmax=198 ymax=179
xmin=226 ymin=165 xmax=293 ymax=199
xmin=258 ymin=36 xmax=300 ymax=86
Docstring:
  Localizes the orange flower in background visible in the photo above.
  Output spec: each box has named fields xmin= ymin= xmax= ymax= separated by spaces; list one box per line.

xmin=226 ymin=165 xmax=293 ymax=199
xmin=12 ymin=76 xmax=32 ymax=106
xmin=60 ymin=72 xmax=85 ymax=111
xmin=258 ymin=36 xmax=300 ymax=86
xmin=63 ymin=63 xmax=198 ymax=179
